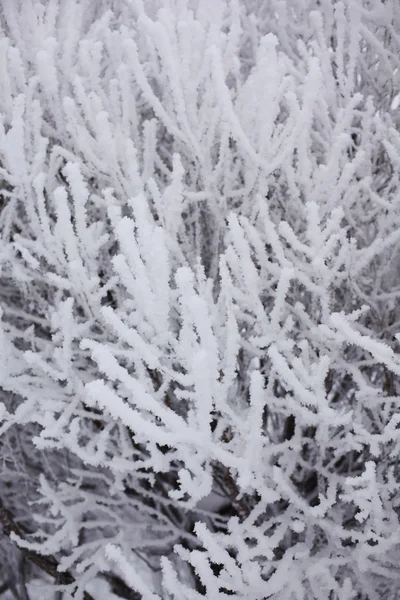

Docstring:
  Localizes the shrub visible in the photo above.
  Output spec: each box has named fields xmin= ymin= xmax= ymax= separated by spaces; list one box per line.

xmin=0 ymin=0 xmax=400 ymax=598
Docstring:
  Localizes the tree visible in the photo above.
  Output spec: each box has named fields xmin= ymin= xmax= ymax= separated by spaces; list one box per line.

xmin=0 ymin=0 xmax=400 ymax=598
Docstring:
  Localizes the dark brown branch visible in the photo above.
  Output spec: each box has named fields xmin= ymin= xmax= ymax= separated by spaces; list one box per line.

xmin=0 ymin=580 xmax=11 ymax=595
xmin=102 ymin=572 xmax=142 ymax=600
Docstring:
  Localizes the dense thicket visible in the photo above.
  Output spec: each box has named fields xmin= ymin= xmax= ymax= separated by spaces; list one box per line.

xmin=1 ymin=1 xmax=400 ymax=598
